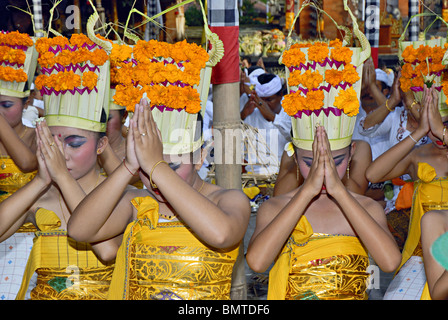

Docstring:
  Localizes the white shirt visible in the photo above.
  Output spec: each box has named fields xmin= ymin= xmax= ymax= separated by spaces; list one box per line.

xmin=240 ymin=93 xmax=292 ymax=175
xmin=355 ymin=105 xmax=430 ymax=213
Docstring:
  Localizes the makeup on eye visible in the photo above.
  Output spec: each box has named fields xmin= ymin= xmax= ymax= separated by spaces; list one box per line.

xmin=168 ymin=162 xmax=181 ymax=171
xmin=64 ymin=135 xmax=87 ymax=148
xmin=301 ymin=154 xmax=346 ymax=167
xmin=0 ymin=101 xmax=14 ymax=108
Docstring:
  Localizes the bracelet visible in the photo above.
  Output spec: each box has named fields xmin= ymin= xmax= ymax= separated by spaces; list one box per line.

xmin=385 ymin=99 xmax=393 ymax=112
xmin=149 ymin=160 xmax=168 ymax=189
xmin=409 ymin=133 xmax=418 ymax=144
xmin=443 ymin=127 xmax=447 ymax=146
xmin=123 ymin=159 xmax=138 ymax=177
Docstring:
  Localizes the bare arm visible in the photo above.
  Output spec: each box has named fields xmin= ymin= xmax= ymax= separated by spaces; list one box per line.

xmin=421 ymin=211 xmax=448 ymax=300
xmin=134 ymin=101 xmax=251 ymax=248
xmin=0 ymin=116 xmax=37 ymax=172
xmin=273 ymin=150 xmax=301 ymax=196
xmin=365 ymin=87 xmax=432 ymax=183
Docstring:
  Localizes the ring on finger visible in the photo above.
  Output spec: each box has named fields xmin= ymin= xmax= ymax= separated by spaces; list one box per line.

xmin=141 ymin=133 xmax=146 ymax=136
xmin=49 ymin=143 xmax=55 ymax=147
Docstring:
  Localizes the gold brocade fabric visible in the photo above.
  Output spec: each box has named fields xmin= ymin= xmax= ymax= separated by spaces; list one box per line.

xmin=268 ymin=215 xmax=370 ymax=300
xmin=0 ymin=156 xmax=36 ymax=201
xmin=16 ymin=208 xmax=114 ymax=300
xmin=396 ymin=163 xmax=448 ymax=300
xmin=0 ymin=157 xmax=37 ymax=232
xmin=107 ymin=196 xmax=240 ymax=300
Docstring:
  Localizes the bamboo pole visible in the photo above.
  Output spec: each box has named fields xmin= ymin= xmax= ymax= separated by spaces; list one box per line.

xmin=213 ymin=82 xmax=247 ymax=300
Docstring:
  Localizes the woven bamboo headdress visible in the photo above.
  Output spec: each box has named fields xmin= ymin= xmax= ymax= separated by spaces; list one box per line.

xmin=0 ymin=31 xmax=38 ymax=98
xmin=34 ymin=7 xmax=111 ymax=133
xmin=398 ymin=12 xmax=448 ymax=117
xmin=280 ymin=0 xmax=370 ymax=151
xmin=112 ymin=0 xmax=223 ymax=155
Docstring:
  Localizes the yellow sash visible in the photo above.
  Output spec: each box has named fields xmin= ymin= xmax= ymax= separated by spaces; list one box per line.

xmin=108 ymin=196 xmax=240 ymax=300
xmin=268 ymin=216 xmax=369 ymax=300
xmin=16 ymin=208 xmax=113 ymax=300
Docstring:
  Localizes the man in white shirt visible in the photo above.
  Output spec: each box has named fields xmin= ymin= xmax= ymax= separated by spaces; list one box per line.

xmin=240 ymin=73 xmax=291 ymax=175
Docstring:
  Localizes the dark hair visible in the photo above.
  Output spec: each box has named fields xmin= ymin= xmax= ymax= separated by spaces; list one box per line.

xmin=257 ymin=73 xmax=284 ymax=96
xmin=247 ymin=66 xmax=263 ymax=76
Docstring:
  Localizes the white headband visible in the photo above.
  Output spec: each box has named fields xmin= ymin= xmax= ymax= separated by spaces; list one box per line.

xmin=255 ymin=75 xmax=282 ymax=98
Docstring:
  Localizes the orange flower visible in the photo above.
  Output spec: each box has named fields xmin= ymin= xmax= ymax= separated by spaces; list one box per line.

xmin=37 ymin=51 xmax=56 ymax=67
xmin=342 ymin=64 xmax=360 ymax=84
xmin=281 ymin=47 xmax=306 ymax=67
xmin=111 ymin=43 xmax=133 ymax=64
xmin=308 ymin=42 xmax=329 ymax=63
xmin=296 ymin=70 xmax=323 ymax=89
xmin=401 ymin=63 xmax=414 ymax=79
xmin=282 ymin=92 xmax=301 ymax=116
xmin=330 ymin=46 xmax=353 ymax=64
xmin=417 ymin=44 xmax=432 ymax=61
xmin=184 ymin=86 xmax=202 ymax=114
xmin=333 ymin=87 xmax=359 ymax=116
xmin=88 ymin=48 xmax=108 ymax=66
xmin=325 ymin=69 xmax=343 ymax=87
xmin=304 ymin=90 xmax=325 ymax=110
xmin=432 ymin=46 xmax=445 ymax=64
xmin=400 ymin=77 xmax=412 ymax=92
xmin=0 ymin=65 xmax=27 ymax=82
xmin=70 ymin=33 xmax=94 ymax=48
xmin=401 ymin=46 xmax=417 ymax=63
xmin=0 ymin=31 xmax=33 ymax=47
xmin=0 ymin=47 xmax=26 ymax=65
xmin=114 ymin=84 xmax=143 ymax=112
xmin=82 ymin=71 xmax=98 ymax=90
xmin=329 ymin=39 xmax=342 ymax=48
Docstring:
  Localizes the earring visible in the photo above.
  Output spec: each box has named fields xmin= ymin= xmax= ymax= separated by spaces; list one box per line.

xmin=346 ymin=160 xmax=351 ymax=180
xmin=97 ymin=148 xmax=101 ymax=154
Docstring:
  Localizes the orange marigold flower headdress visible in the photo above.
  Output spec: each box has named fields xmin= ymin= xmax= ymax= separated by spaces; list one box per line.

xmin=0 ymin=30 xmax=38 ymax=98
xmin=36 ymin=4 xmax=112 ymax=133
xmin=280 ymin=0 xmax=370 ymax=151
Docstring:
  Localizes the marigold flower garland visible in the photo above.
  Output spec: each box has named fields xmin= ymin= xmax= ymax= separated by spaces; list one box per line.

xmin=282 ymin=39 xmax=360 ymax=117
xmin=0 ymin=31 xmax=33 ymax=83
xmin=400 ymin=44 xmax=448 ymax=94
xmin=34 ymin=33 xmax=108 ymax=93
xmin=113 ymin=39 xmax=209 ymax=114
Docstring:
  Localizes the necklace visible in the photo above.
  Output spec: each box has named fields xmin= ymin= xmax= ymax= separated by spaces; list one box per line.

xmin=159 ymin=179 xmax=206 ymax=220
xmin=1 ymin=127 xmax=28 ymax=170
xmin=58 ymin=173 xmax=101 ymax=227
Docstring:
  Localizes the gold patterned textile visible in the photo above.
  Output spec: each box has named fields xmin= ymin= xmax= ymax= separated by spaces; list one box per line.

xmin=16 ymin=208 xmax=114 ymax=300
xmin=268 ymin=215 xmax=370 ymax=300
xmin=396 ymin=163 xmax=448 ymax=300
xmin=107 ymin=196 xmax=240 ymax=300
xmin=0 ymin=157 xmax=37 ymax=232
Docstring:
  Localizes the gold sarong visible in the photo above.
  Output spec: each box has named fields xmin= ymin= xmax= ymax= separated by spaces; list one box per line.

xmin=16 ymin=208 xmax=114 ymax=300
xmin=268 ymin=215 xmax=370 ymax=300
xmin=397 ymin=163 xmax=448 ymax=300
xmin=108 ymin=196 xmax=240 ymax=300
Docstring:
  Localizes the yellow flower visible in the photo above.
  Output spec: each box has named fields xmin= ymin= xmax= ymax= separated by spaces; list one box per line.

xmin=333 ymin=87 xmax=359 ymax=116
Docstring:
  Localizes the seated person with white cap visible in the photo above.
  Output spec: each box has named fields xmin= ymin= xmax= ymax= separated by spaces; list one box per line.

xmin=240 ymin=73 xmax=291 ymax=175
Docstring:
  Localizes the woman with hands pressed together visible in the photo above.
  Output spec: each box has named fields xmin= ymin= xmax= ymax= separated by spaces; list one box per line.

xmin=0 ymin=119 xmax=119 ymax=300
xmin=68 ymin=99 xmax=251 ymax=300
xmin=246 ymin=126 xmax=401 ymax=300
xmin=366 ymin=85 xmax=448 ymax=300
